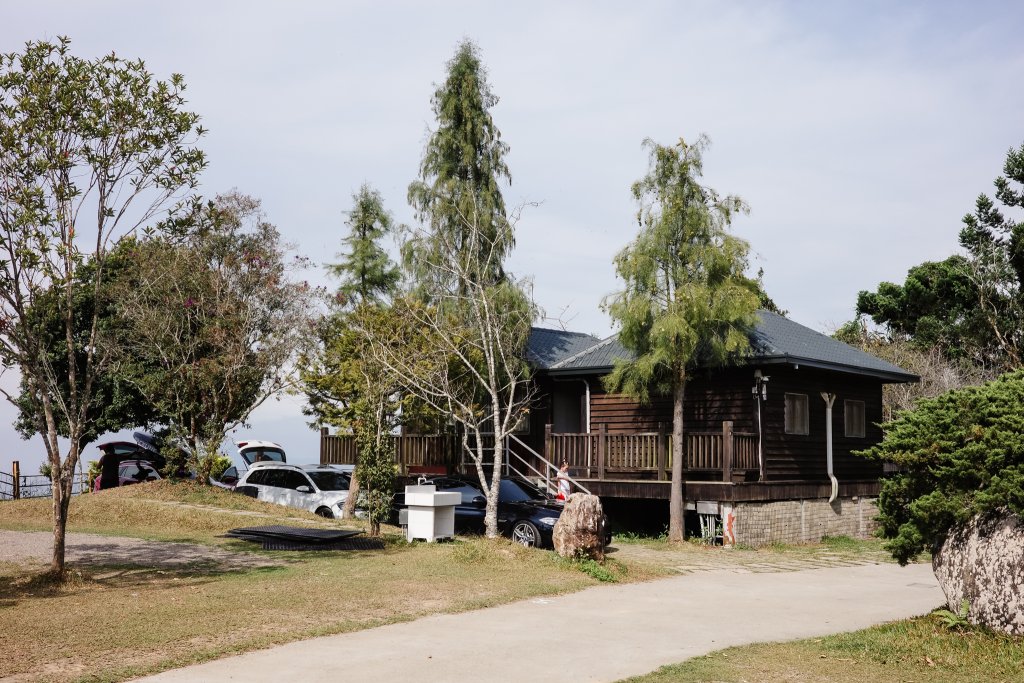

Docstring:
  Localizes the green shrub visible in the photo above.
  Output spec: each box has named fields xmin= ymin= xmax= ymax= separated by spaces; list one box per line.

xmin=206 ymin=454 xmax=233 ymax=481
xmin=858 ymin=369 xmax=1024 ymax=564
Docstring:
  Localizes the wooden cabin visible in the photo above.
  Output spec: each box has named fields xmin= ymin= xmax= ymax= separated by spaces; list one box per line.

xmin=514 ymin=310 xmax=917 ymax=545
xmin=320 ymin=310 xmax=917 ymax=545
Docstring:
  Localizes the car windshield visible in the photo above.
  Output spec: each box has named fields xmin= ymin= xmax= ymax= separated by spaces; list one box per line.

xmin=499 ymin=478 xmax=547 ymax=503
xmin=307 ymin=471 xmax=349 ymax=492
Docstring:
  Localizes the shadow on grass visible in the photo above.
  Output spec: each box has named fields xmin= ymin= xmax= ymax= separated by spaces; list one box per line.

xmin=0 ymin=558 xmax=289 ymax=604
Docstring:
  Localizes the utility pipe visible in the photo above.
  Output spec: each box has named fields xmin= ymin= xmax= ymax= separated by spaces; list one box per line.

xmin=821 ymin=392 xmax=838 ymax=503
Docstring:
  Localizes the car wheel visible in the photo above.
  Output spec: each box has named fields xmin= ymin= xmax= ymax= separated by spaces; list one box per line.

xmin=315 ymin=506 xmax=334 ymax=519
xmin=511 ymin=520 xmax=540 ymax=548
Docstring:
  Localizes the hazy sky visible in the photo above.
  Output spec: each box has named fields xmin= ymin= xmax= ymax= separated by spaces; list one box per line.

xmin=3 ymin=1 xmax=1022 ymax=474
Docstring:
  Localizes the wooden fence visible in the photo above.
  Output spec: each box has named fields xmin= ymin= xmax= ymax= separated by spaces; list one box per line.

xmin=319 ymin=430 xmax=462 ymax=470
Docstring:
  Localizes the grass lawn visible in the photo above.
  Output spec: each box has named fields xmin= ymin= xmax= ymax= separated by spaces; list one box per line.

xmin=0 ymin=482 xmax=657 ymax=683
xmin=619 ymin=617 xmax=1024 ymax=683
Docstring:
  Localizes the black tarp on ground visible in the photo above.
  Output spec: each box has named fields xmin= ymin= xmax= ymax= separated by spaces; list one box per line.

xmin=222 ymin=525 xmax=384 ymax=551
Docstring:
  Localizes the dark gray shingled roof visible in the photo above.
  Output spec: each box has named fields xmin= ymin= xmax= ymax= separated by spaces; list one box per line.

xmin=526 ymin=327 xmax=603 ymax=369
xmin=542 ymin=310 xmax=918 ymax=383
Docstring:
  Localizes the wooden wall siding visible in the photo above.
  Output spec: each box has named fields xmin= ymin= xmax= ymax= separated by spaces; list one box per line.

xmin=582 ymin=478 xmax=882 ymax=502
xmin=587 ymin=368 xmax=758 ymax=435
xmin=759 ymin=368 xmax=884 ymax=482
xmin=553 ymin=365 xmax=887 ymax=484
xmin=589 ymin=393 xmax=672 ymax=433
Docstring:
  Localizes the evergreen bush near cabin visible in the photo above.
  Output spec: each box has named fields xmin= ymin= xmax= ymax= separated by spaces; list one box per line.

xmin=858 ymin=370 xmax=1024 ymax=564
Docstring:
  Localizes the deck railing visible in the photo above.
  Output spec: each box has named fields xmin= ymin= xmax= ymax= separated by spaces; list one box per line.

xmin=545 ymin=421 xmax=759 ymax=482
xmin=318 ymin=421 xmax=760 ymax=482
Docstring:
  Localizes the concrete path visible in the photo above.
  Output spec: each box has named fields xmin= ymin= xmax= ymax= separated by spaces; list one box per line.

xmin=136 ymin=562 xmax=942 ymax=683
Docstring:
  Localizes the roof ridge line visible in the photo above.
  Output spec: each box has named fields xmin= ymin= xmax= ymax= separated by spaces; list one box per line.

xmin=550 ymin=333 xmax=620 ymax=369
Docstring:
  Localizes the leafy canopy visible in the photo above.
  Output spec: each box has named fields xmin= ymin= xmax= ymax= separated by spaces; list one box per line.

xmin=857 ymin=141 xmax=1024 ymax=371
xmin=858 ymin=370 xmax=1024 ymax=564
xmin=13 ymin=240 xmax=157 ymax=448
xmin=110 ymin=192 xmax=316 ymax=475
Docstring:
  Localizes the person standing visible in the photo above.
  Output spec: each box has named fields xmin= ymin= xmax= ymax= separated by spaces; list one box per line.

xmin=556 ymin=461 xmax=571 ymax=502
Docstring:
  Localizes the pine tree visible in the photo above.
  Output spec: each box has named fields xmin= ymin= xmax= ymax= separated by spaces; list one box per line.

xmin=406 ymin=39 xmax=512 ymax=288
xmin=330 ymin=184 xmax=400 ymax=306
xmin=603 ymin=135 xmax=759 ymax=542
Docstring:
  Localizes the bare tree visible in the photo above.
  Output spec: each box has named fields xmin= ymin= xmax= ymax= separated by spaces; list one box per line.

xmin=359 ymin=211 xmax=535 ymax=538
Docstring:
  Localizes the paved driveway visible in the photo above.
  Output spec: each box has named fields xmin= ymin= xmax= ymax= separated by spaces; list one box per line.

xmin=135 ymin=562 xmax=942 ymax=683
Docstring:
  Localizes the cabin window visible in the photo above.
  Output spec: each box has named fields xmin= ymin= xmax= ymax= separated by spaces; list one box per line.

xmin=845 ymin=400 xmax=866 ymax=438
xmin=784 ymin=393 xmax=809 ymax=435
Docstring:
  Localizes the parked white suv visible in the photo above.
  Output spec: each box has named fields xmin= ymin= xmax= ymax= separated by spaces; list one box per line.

xmin=235 ymin=463 xmax=353 ymax=518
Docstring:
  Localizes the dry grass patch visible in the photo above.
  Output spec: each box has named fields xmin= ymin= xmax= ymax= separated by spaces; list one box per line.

xmin=0 ymin=480 xmax=339 ymax=544
xmin=0 ymin=481 xmax=660 ymax=683
xmin=0 ymin=537 xmax=635 ymax=683
xmin=619 ymin=616 xmax=1024 ymax=683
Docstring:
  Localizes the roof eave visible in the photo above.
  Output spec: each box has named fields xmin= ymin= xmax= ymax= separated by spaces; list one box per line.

xmin=748 ymin=354 xmax=920 ymax=383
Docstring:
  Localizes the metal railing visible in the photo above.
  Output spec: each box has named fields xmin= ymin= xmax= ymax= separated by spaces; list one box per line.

xmin=0 ymin=470 xmax=90 ymax=500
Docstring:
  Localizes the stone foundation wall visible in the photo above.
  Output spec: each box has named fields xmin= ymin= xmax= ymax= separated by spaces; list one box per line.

xmin=726 ymin=497 xmax=878 ymax=546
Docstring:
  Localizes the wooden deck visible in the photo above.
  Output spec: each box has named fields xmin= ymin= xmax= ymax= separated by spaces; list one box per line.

xmin=318 ymin=422 xmax=881 ymax=503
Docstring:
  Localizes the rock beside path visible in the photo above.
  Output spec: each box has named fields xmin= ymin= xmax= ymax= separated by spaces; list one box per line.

xmin=932 ymin=509 xmax=1024 ymax=635
xmin=553 ymin=493 xmax=606 ymax=561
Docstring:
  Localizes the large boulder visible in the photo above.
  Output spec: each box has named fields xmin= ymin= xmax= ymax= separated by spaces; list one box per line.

xmin=932 ymin=509 xmax=1024 ymax=635
xmin=553 ymin=493 xmax=606 ymax=561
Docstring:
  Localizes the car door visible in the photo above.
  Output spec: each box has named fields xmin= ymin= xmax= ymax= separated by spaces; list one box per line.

xmin=279 ymin=470 xmax=315 ymax=511
xmin=432 ymin=478 xmax=487 ymax=529
xmin=255 ymin=469 xmax=291 ymax=507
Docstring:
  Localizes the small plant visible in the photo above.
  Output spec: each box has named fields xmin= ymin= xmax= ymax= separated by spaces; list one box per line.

xmin=552 ymin=554 xmax=626 ymax=582
xmin=86 ymin=460 xmax=102 ymax=491
xmin=206 ymin=454 xmax=233 ymax=481
xmin=933 ymin=598 xmax=972 ymax=631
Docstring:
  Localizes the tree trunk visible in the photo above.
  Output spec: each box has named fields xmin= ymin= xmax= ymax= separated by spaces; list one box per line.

xmin=668 ymin=373 xmax=687 ymax=543
xmin=484 ymin=434 xmax=501 ymax=538
xmin=342 ymin=471 xmax=360 ymax=518
xmin=50 ymin=457 xmax=73 ymax=577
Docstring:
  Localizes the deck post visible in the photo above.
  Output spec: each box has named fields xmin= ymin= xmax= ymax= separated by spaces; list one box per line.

xmin=12 ymin=460 xmax=20 ymax=500
xmin=544 ymin=423 xmax=552 ymax=464
xmin=721 ymin=421 xmax=733 ymax=482
xmin=319 ymin=427 xmax=328 ymax=464
xmin=597 ymin=423 xmax=607 ymax=480
xmin=657 ymin=422 xmax=667 ymax=481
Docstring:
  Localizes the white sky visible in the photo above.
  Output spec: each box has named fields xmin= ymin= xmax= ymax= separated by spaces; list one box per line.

xmin=2 ymin=1 xmax=1022 ymax=474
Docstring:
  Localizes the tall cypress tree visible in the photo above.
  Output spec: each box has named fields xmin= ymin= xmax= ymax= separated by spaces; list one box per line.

xmin=330 ymin=184 xmax=400 ymax=306
xmin=407 ymin=39 xmax=512 ymax=287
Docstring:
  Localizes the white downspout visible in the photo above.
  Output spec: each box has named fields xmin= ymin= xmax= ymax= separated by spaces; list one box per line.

xmin=821 ymin=392 xmax=838 ymax=503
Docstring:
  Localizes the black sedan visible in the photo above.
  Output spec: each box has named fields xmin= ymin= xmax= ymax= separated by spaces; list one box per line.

xmin=398 ymin=476 xmax=609 ymax=549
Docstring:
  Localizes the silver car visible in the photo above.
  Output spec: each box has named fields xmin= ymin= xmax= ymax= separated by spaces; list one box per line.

xmin=235 ymin=463 xmax=353 ymax=518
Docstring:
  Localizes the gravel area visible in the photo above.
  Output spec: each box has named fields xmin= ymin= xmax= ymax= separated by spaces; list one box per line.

xmin=609 ymin=542 xmax=892 ymax=574
xmin=0 ymin=530 xmax=282 ymax=570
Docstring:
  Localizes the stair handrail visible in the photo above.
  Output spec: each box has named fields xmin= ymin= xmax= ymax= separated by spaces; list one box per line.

xmin=505 ymin=433 xmax=592 ymax=496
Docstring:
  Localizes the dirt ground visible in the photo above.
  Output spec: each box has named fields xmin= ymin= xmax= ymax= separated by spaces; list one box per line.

xmin=0 ymin=530 xmax=281 ymax=570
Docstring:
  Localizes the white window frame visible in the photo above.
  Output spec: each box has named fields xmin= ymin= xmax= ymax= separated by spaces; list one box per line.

xmin=845 ymin=399 xmax=866 ymax=438
xmin=784 ymin=393 xmax=809 ymax=435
